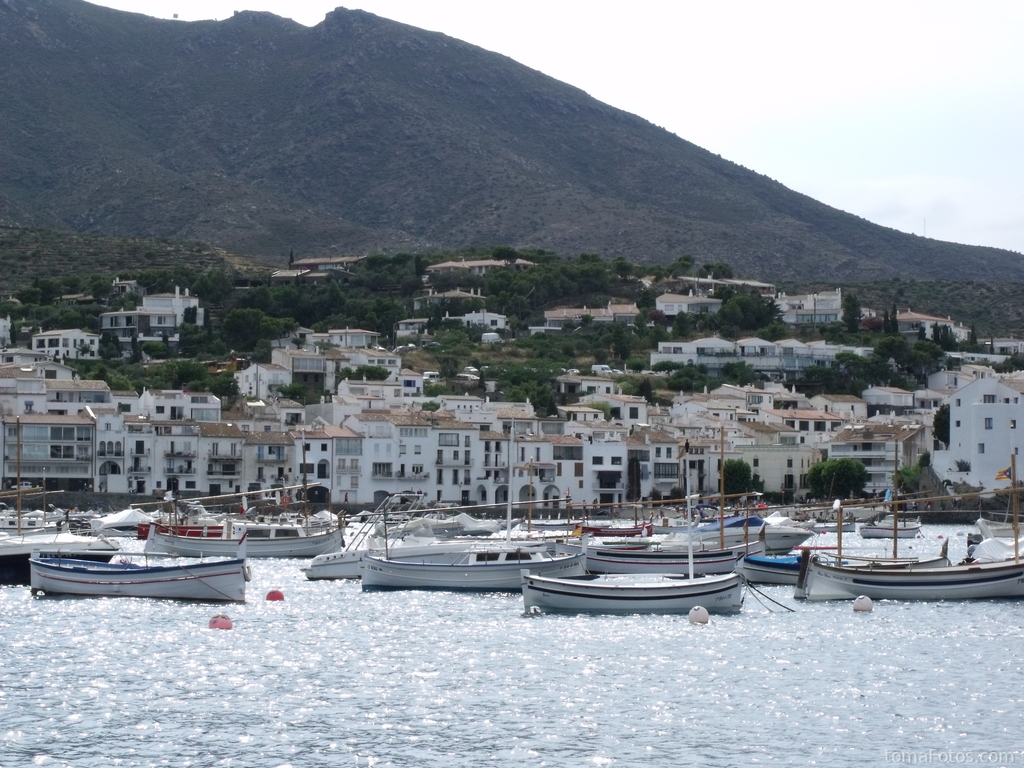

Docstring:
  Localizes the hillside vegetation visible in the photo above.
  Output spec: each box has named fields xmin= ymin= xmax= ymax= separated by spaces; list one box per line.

xmin=0 ymin=0 xmax=1021 ymax=281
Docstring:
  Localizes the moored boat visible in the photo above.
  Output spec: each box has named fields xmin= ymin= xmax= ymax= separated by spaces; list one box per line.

xmin=0 ymin=532 xmax=121 ymax=585
xmin=361 ymin=546 xmax=585 ymax=591
xmin=521 ymin=570 xmax=744 ymax=614
xmin=735 ymin=554 xmax=803 ymax=585
xmin=555 ymin=537 xmax=765 ymax=575
xmin=787 ymin=546 xmax=1024 ymax=601
xmin=150 ymin=520 xmax=344 ymax=558
xmin=859 ymin=517 xmax=922 ymax=539
xmin=29 ymin=554 xmax=248 ymax=601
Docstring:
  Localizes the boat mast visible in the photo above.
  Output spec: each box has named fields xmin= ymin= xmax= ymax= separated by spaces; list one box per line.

xmin=718 ymin=422 xmax=725 ymax=549
xmin=835 ymin=498 xmax=843 ymax=561
xmin=505 ymin=430 xmax=513 ymax=543
xmin=892 ymin=436 xmax=899 ymax=558
xmin=1013 ymin=454 xmax=1019 ymax=565
xmin=15 ymin=415 xmax=22 ymax=534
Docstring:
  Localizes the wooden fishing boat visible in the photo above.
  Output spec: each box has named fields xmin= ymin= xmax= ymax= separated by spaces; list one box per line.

xmin=521 ymin=571 xmax=744 ymax=615
xmin=555 ymin=538 xmax=765 ymax=575
xmin=29 ymin=554 xmax=248 ymax=601
xmin=0 ymin=532 xmax=121 ymax=585
xmin=360 ymin=546 xmax=585 ymax=591
xmin=858 ymin=517 xmax=922 ymax=538
xmin=150 ymin=520 xmax=343 ymax=558
xmin=578 ymin=521 xmax=654 ymax=537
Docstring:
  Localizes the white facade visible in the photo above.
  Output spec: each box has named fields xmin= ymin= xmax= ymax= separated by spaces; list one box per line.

xmin=32 ymin=329 xmax=101 ymax=360
xmin=937 ymin=376 xmax=1024 ymax=490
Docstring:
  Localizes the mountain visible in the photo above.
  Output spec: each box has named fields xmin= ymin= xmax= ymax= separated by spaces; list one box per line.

xmin=1 ymin=0 xmax=1020 ymax=281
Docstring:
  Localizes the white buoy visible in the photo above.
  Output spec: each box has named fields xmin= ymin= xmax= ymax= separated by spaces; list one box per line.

xmin=688 ymin=605 xmax=709 ymax=624
xmin=852 ymin=595 xmax=874 ymax=612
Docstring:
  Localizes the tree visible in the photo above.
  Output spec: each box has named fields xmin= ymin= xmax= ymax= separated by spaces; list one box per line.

xmin=807 ymin=458 xmax=869 ymax=499
xmin=933 ymin=404 xmax=950 ymax=447
xmin=722 ymin=459 xmax=754 ymax=496
xmin=842 ymin=291 xmax=862 ymax=333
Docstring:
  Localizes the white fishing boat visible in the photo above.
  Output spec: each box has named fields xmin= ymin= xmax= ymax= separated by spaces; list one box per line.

xmin=89 ymin=507 xmax=155 ymax=537
xmin=976 ymin=517 xmax=1017 ymax=540
xmin=302 ymin=491 xmax=439 ymax=579
xmin=150 ymin=520 xmax=343 ymax=558
xmin=662 ymin=514 xmax=814 ymax=555
xmin=29 ymin=553 xmax=248 ymax=601
xmin=0 ymin=531 xmax=121 ymax=585
xmin=521 ymin=570 xmax=744 ymax=615
xmin=794 ymin=551 xmax=1024 ymax=601
xmin=360 ymin=546 xmax=585 ymax=591
xmin=0 ymin=508 xmax=58 ymax=535
xmin=735 ymin=554 xmax=803 ymax=585
xmin=554 ymin=537 xmax=765 ymax=575
xmin=858 ymin=516 xmax=922 ymax=539
xmin=740 ymin=547 xmax=950 ymax=586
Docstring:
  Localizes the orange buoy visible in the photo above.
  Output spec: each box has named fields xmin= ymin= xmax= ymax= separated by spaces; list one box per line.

xmin=209 ymin=614 xmax=233 ymax=630
xmin=266 ymin=589 xmax=285 ymax=601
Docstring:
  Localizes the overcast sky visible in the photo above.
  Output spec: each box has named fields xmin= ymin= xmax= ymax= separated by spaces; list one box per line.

xmin=91 ymin=0 xmax=1024 ymax=256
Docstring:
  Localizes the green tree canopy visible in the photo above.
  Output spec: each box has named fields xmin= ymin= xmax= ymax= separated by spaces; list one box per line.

xmin=807 ymin=458 xmax=869 ymax=499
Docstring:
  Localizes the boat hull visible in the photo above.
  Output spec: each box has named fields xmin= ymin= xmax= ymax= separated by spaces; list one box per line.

xmin=797 ymin=557 xmax=1024 ymax=601
xmin=521 ymin=571 xmax=744 ymax=614
xmin=557 ymin=540 xmax=765 ymax=575
xmin=859 ymin=524 xmax=921 ymax=539
xmin=0 ymin=533 xmax=121 ymax=585
xmin=151 ymin=527 xmax=344 ymax=558
xmin=735 ymin=555 xmax=802 ymax=585
xmin=361 ymin=552 xmax=586 ymax=591
xmin=29 ymin=556 xmax=247 ymax=602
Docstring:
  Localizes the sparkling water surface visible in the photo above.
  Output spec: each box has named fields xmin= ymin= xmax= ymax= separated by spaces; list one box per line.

xmin=2 ymin=525 xmax=1022 ymax=767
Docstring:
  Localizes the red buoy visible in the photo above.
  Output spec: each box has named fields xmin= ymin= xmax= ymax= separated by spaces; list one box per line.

xmin=209 ymin=614 xmax=233 ymax=630
xmin=266 ymin=589 xmax=285 ymax=601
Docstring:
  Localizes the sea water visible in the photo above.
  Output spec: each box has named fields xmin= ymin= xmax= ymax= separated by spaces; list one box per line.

xmin=1 ymin=525 xmax=1022 ymax=768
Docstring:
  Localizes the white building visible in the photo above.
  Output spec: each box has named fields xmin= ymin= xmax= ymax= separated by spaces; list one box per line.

xmin=655 ymin=294 xmax=722 ymax=318
xmin=938 ymin=376 xmax=1024 ymax=490
xmin=776 ymin=289 xmax=842 ymax=326
xmin=99 ymin=286 xmax=204 ymax=356
xmin=31 ymin=329 xmax=101 ymax=360
xmin=459 ymin=310 xmax=507 ymax=330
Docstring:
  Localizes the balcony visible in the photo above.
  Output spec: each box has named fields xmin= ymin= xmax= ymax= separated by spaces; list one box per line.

xmin=165 ymin=450 xmax=197 ymax=458
xmin=166 ymin=466 xmax=196 ymax=476
xmin=396 ymin=472 xmax=431 ymax=481
xmin=207 ymin=469 xmax=241 ymax=477
xmin=129 ymin=464 xmax=151 ymax=474
xmin=258 ymin=455 xmax=289 ymax=463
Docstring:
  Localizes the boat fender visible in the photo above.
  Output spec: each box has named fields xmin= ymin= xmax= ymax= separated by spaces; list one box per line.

xmin=852 ymin=595 xmax=873 ymax=613
xmin=243 ymin=565 xmax=252 ymax=582
xmin=688 ymin=605 xmax=709 ymax=625
xmin=209 ymin=614 xmax=233 ymax=630
xmin=266 ymin=589 xmax=285 ymax=601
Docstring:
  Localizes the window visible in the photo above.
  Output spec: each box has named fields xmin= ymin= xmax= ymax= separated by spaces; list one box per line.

xmin=985 ymin=418 xmax=994 ymax=430
xmin=611 ymin=456 xmax=622 ymax=465
xmin=1013 ymin=420 xmax=1018 ymax=429
xmin=978 ymin=443 xmax=985 ymax=454
xmin=438 ymin=433 xmax=459 ymax=446
xmin=592 ymin=456 xmax=604 ymax=465
xmin=753 ymin=458 xmax=759 ymax=467
xmin=655 ymin=447 xmax=662 ymax=458
xmin=983 ymin=395 xmax=996 ymax=404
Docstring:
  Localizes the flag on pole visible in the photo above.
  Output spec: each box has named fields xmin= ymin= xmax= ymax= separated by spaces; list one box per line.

xmin=995 ymin=466 xmax=1013 ymax=481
